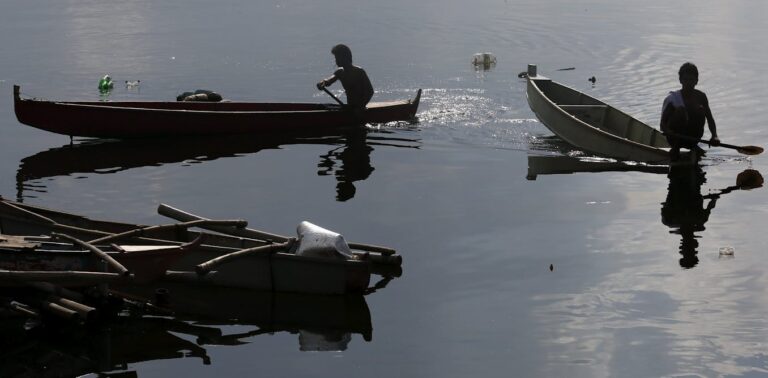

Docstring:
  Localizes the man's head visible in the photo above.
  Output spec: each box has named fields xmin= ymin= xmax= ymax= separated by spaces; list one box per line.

xmin=331 ymin=44 xmax=353 ymax=67
xmin=678 ymin=62 xmax=699 ymax=90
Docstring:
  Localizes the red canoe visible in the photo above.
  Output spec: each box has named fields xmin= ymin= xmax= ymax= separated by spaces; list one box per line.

xmin=13 ymin=85 xmax=421 ymax=138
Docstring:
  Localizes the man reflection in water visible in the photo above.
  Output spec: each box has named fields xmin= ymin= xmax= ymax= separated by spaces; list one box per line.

xmin=661 ymin=165 xmax=716 ymax=268
xmin=317 ymin=44 xmax=374 ymax=121
xmin=317 ymin=129 xmax=374 ymax=201
xmin=660 ymin=62 xmax=720 ymax=161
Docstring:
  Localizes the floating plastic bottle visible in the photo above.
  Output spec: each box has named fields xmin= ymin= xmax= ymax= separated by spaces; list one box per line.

xmin=98 ymin=75 xmax=114 ymax=92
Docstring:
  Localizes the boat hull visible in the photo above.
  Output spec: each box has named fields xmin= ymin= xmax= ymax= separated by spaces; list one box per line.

xmin=13 ymin=85 xmax=421 ymax=138
xmin=0 ymin=198 xmax=371 ymax=295
xmin=526 ymin=76 xmax=674 ymax=163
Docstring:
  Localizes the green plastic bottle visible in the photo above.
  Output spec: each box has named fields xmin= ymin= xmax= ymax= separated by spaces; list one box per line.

xmin=98 ymin=75 xmax=114 ymax=92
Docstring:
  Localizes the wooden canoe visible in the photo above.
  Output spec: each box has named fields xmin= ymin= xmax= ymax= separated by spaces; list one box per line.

xmin=0 ymin=197 xmax=397 ymax=295
xmin=526 ymin=66 xmax=677 ymax=163
xmin=13 ymin=85 xmax=421 ymax=138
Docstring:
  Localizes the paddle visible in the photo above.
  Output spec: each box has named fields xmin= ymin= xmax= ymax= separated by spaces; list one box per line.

xmin=321 ymin=86 xmax=345 ymax=106
xmin=664 ymin=132 xmax=763 ymax=156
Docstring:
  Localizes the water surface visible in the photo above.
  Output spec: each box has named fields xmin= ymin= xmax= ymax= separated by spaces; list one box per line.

xmin=1 ymin=1 xmax=767 ymax=377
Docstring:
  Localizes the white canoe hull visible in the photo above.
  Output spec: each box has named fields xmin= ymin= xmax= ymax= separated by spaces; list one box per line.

xmin=527 ymin=76 xmax=674 ymax=163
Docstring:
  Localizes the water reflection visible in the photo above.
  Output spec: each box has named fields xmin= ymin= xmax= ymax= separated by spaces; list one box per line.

xmin=16 ymin=130 xmax=420 ymax=202
xmin=0 ymin=313 xmax=211 ymax=377
xmin=661 ymin=167 xmax=764 ymax=269
xmin=526 ymin=155 xmax=668 ymax=180
xmin=0 ymin=287 xmax=373 ymax=376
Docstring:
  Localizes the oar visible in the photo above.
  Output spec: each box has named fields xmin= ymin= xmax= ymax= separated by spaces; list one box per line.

xmin=321 ymin=87 xmax=345 ymax=106
xmin=664 ymin=132 xmax=763 ymax=156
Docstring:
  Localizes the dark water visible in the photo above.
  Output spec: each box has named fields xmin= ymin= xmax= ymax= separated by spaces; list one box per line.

xmin=1 ymin=1 xmax=768 ymax=376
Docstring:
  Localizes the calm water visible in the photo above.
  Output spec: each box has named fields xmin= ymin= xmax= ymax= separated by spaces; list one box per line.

xmin=1 ymin=1 xmax=768 ymax=377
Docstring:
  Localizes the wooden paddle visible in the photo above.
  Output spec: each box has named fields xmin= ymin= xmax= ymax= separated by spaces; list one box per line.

xmin=321 ymin=86 xmax=345 ymax=106
xmin=664 ymin=132 xmax=763 ymax=156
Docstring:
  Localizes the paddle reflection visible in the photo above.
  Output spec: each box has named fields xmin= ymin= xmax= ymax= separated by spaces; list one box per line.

xmin=0 ymin=287 xmax=373 ymax=376
xmin=661 ymin=167 xmax=763 ymax=269
xmin=15 ymin=130 xmax=420 ymax=202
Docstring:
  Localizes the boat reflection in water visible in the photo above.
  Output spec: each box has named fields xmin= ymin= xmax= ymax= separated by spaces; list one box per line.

xmin=0 ymin=286 xmax=373 ymax=377
xmin=526 ymin=134 xmax=669 ymax=180
xmin=661 ymin=166 xmax=763 ymax=269
xmin=16 ymin=129 xmax=420 ymax=202
xmin=526 ymin=154 xmax=668 ymax=180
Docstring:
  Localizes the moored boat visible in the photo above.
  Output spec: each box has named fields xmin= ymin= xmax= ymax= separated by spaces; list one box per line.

xmin=13 ymin=85 xmax=421 ymax=138
xmin=525 ymin=65 xmax=682 ymax=163
xmin=0 ymin=197 xmax=400 ymax=295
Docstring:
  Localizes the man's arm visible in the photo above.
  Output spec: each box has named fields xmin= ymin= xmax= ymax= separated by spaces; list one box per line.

xmin=317 ymin=69 xmax=343 ymax=90
xmin=660 ymin=103 xmax=675 ymax=133
xmin=702 ymin=92 xmax=719 ymax=144
xmin=362 ymin=71 xmax=373 ymax=106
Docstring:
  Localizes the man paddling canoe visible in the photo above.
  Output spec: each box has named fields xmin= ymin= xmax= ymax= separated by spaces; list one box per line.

xmin=317 ymin=44 xmax=374 ymax=121
xmin=661 ymin=62 xmax=720 ymax=160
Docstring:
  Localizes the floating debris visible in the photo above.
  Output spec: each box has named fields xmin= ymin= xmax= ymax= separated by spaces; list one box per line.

xmin=472 ymin=52 xmax=497 ymax=70
xmin=98 ymin=75 xmax=113 ymax=93
xmin=557 ymin=67 xmax=575 ymax=71
xmin=125 ymin=80 xmax=141 ymax=88
xmin=718 ymin=247 xmax=735 ymax=256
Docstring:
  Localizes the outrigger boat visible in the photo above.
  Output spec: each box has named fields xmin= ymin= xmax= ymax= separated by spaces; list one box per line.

xmin=525 ymin=65 xmax=690 ymax=164
xmin=13 ymin=85 xmax=421 ymax=138
xmin=0 ymin=197 xmax=401 ymax=295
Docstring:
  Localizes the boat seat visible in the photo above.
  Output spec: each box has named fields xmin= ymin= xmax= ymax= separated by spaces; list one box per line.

xmin=560 ymin=105 xmax=608 ymax=128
